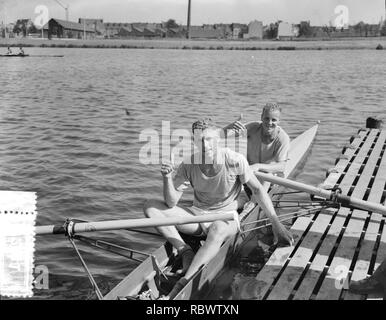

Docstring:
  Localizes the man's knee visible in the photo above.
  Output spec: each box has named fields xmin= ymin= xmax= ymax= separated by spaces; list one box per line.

xmin=206 ymin=221 xmax=234 ymax=242
xmin=143 ymin=199 xmax=166 ymax=217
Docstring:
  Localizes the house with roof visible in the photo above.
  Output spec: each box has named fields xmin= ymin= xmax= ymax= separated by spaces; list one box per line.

xmin=106 ymin=22 xmax=166 ymax=38
xmin=117 ymin=24 xmax=165 ymax=39
xmin=78 ymin=18 xmax=105 ymax=37
xmin=213 ymin=24 xmax=233 ymax=39
xmin=244 ymin=20 xmax=263 ymax=40
xmin=231 ymin=23 xmax=248 ymax=39
xmin=189 ymin=26 xmax=224 ymax=39
xmin=48 ymin=18 xmax=96 ymax=39
xmin=104 ymin=22 xmax=132 ymax=38
xmin=165 ymin=27 xmax=186 ymax=38
xmin=277 ymin=21 xmax=297 ymax=40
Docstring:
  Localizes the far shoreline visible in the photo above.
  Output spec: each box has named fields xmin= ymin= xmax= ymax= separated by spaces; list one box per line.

xmin=1 ymin=37 xmax=385 ymax=50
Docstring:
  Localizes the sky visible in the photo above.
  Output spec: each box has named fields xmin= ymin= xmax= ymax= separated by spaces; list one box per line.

xmin=1 ymin=0 xmax=385 ymax=26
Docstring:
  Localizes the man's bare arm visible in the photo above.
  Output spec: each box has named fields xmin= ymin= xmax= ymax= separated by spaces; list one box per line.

xmin=245 ymin=174 xmax=294 ymax=245
xmin=161 ymin=163 xmax=184 ymax=208
xmin=250 ymin=161 xmax=286 ymax=175
xmin=245 ymin=174 xmax=279 ymax=221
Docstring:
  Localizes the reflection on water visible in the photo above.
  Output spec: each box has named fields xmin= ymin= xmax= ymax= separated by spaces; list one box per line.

xmin=1 ymin=47 xmax=385 ymax=299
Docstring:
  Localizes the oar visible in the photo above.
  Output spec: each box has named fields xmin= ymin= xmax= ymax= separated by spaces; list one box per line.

xmin=255 ymin=171 xmax=386 ymax=216
xmin=35 ymin=212 xmax=239 ymax=236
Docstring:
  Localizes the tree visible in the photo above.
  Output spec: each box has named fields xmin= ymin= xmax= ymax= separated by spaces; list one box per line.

xmin=13 ymin=19 xmax=38 ymax=36
xmin=165 ymin=19 xmax=179 ymax=29
xmin=264 ymin=22 xmax=279 ymax=39
xmin=381 ymin=22 xmax=386 ymax=36
xmin=322 ymin=25 xmax=331 ymax=37
xmin=27 ymin=24 xmax=39 ymax=34
xmin=298 ymin=21 xmax=313 ymax=37
xmin=353 ymin=21 xmax=365 ymax=36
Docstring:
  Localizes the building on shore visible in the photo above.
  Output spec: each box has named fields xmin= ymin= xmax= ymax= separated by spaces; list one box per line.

xmin=104 ymin=23 xmax=131 ymax=38
xmin=212 ymin=24 xmax=233 ymax=39
xmin=231 ymin=23 xmax=248 ymax=39
xmin=78 ymin=19 xmax=105 ymax=37
xmin=189 ymin=26 xmax=225 ymax=39
xmin=117 ymin=24 xmax=165 ymax=39
xmin=0 ymin=22 xmax=14 ymax=38
xmin=165 ymin=27 xmax=186 ymax=38
xmin=48 ymin=18 xmax=96 ymax=39
xmin=104 ymin=22 xmax=166 ymax=38
xmin=277 ymin=21 xmax=298 ymax=40
xmin=244 ymin=20 xmax=263 ymax=40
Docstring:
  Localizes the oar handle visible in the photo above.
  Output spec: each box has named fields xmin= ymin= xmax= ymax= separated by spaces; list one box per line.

xmin=35 ymin=212 xmax=238 ymax=236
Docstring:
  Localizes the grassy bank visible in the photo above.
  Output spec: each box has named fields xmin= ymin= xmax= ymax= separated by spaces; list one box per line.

xmin=1 ymin=37 xmax=386 ymax=50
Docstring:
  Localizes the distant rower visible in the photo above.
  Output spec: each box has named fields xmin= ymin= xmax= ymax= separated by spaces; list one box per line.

xmin=7 ymin=46 xmax=12 ymax=55
xmin=19 ymin=47 xmax=25 ymax=55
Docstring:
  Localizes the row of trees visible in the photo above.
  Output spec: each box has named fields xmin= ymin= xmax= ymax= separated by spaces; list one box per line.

xmin=12 ymin=19 xmax=39 ymax=36
xmin=298 ymin=20 xmax=386 ymax=38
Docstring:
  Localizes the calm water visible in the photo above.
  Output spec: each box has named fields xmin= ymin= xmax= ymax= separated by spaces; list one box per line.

xmin=1 ymin=47 xmax=385 ymax=299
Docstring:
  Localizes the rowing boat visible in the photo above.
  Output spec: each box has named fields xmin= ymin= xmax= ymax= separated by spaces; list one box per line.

xmin=0 ymin=54 xmax=30 ymax=57
xmin=103 ymin=123 xmax=319 ymax=300
xmin=0 ymin=54 xmax=64 ymax=58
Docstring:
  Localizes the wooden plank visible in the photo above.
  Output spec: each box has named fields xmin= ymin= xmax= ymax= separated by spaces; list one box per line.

xmin=338 ymin=130 xmax=377 ymax=194
xmin=293 ymin=207 xmax=350 ymax=299
xmin=266 ymin=209 xmax=334 ymax=299
xmin=344 ymin=130 xmax=386 ymax=299
xmin=351 ymin=130 xmax=386 ymax=198
xmin=251 ymin=216 xmax=314 ymax=299
xmin=367 ymin=138 xmax=386 ymax=205
xmin=255 ymin=131 xmax=371 ymax=299
xmin=268 ymin=130 xmax=385 ymax=300
xmin=344 ymin=213 xmax=383 ymax=300
xmin=323 ymin=130 xmax=367 ymax=188
xmin=366 ymin=131 xmax=386 ymax=299
xmin=315 ymin=209 xmax=368 ymax=300
xmin=314 ymin=130 xmax=383 ymax=299
xmin=366 ymin=218 xmax=386 ymax=300
xmin=272 ymin=130 xmax=378 ymax=300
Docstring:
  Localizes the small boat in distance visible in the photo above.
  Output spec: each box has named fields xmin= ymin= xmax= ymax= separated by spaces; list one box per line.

xmin=0 ymin=54 xmax=30 ymax=57
xmin=0 ymin=54 xmax=64 ymax=58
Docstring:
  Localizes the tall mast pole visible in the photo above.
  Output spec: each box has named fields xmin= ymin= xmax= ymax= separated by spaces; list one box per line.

xmin=187 ymin=0 xmax=191 ymax=39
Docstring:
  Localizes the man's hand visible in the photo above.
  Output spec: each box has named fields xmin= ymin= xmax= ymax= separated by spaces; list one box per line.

xmin=232 ymin=120 xmax=247 ymax=136
xmin=224 ymin=114 xmax=247 ymax=137
xmin=161 ymin=162 xmax=174 ymax=178
xmin=271 ymin=221 xmax=294 ymax=246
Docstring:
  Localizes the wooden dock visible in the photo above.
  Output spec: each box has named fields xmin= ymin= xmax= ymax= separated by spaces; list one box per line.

xmin=252 ymin=128 xmax=386 ymax=300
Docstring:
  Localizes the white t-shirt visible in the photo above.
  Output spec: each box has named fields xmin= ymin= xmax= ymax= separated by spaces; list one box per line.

xmin=247 ymin=122 xmax=290 ymax=165
xmin=174 ymin=148 xmax=253 ymax=212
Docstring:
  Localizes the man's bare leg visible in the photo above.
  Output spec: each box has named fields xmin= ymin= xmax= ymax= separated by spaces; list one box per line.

xmin=144 ymin=199 xmax=202 ymax=246
xmin=166 ymin=220 xmax=239 ymax=299
xmin=184 ymin=220 xmax=238 ymax=279
xmin=143 ymin=199 xmax=201 ymax=273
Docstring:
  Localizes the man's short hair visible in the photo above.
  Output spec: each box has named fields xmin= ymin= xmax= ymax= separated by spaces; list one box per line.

xmin=192 ymin=118 xmax=217 ymax=133
xmin=262 ymin=103 xmax=281 ymax=115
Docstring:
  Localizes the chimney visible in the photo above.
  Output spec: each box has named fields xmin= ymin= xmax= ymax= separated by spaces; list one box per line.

xmin=187 ymin=0 xmax=191 ymax=39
